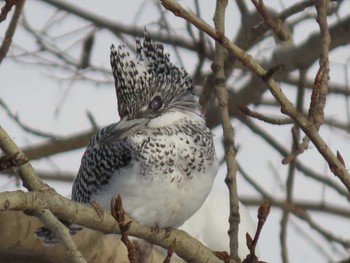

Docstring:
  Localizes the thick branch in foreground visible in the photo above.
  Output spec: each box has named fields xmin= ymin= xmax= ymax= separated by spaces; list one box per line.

xmin=0 ymin=125 xmax=85 ymax=261
xmin=0 ymin=124 xmax=227 ymax=262
xmin=0 ymin=190 xmax=226 ymax=263
xmin=0 ymin=210 xmax=183 ymax=263
xmin=0 ymin=125 xmax=46 ymax=190
xmin=34 ymin=209 xmax=86 ymax=263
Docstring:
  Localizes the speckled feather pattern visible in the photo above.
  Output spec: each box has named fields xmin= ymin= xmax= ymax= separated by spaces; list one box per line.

xmin=71 ymin=125 xmax=133 ymax=203
xmin=110 ymin=31 xmax=193 ymax=118
xmin=71 ymin=30 xmax=218 ymax=228
xmin=36 ymin=30 xmax=218 ymax=243
xmin=71 ymin=113 xmax=217 ymax=228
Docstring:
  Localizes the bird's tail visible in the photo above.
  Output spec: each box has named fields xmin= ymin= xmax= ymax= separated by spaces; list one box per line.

xmin=35 ymin=224 xmax=82 ymax=245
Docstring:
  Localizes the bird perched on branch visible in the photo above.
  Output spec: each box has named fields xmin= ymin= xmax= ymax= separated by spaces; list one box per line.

xmin=36 ymin=30 xmax=218 ymax=244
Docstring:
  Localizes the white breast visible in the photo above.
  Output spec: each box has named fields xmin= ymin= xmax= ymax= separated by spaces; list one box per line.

xmin=91 ymin=110 xmax=218 ymax=228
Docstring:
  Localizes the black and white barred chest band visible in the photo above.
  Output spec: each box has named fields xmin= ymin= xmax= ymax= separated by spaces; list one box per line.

xmin=71 ymin=115 xmax=216 ymax=204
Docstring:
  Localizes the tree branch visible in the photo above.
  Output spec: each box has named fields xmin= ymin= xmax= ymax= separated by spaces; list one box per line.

xmin=0 ymin=0 xmax=25 ymax=64
xmin=37 ymin=0 xmax=213 ymax=59
xmin=212 ymin=0 xmax=240 ymax=261
xmin=35 ymin=209 xmax=86 ymax=263
xmin=240 ymin=197 xmax=350 ymax=219
xmin=0 ymin=125 xmax=86 ymax=262
xmin=160 ymin=0 xmax=350 ymax=193
xmin=0 ymin=190 xmax=227 ymax=263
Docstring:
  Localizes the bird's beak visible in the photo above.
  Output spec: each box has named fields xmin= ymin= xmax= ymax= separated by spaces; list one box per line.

xmin=97 ymin=117 xmax=149 ymax=147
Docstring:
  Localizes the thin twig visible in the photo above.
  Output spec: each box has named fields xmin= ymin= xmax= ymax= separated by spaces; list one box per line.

xmin=38 ymin=0 xmax=211 ymax=57
xmin=280 ymin=67 xmax=307 ymax=263
xmin=291 ymin=206 xmax=350 ymax=248
xmin=280 ymin=155 xmax=295 ymax=263
xmin=237 ymin=163 xmax=271 ymax=199
xmin=282 ymin=69 xmax=308 ymax=164
xmin=282 ymin=75 xmax=350 ymax=97
xmin=239 ymin=117 xmax=350 ymax=201
xmin=1 ymin=169 xmax=75 ymax=182
xmin=0 ymin=0 xmax=18 ymax=22
xmin=238 ymin=105 xmax=293 ymax=125
xmin=111 ymin=195 xmax=138 ymax=263
xmin=251 ymin=0 xmax=290 ymax=41
xmin=0 ymin=0 xmax=25 ymax=64
xmin=163 ymin=238 xmax=177 ymax=263
xmin=22 ymin=129 xmax=96 ymax=161
xmin=278 ymin=0 xmax=320 ymax=21
xmin=0 ymin=98 xmax=60 ymax=139
xmin=262 ymin=64 xmax=286 ymax=82
xmin=313 ymin=0 xmax=330 ymax=130
xmin=237 ymin=166 xmax=350 ymax=248
xmin=308 ymin=60 xmax=328 ymax=126
xmin=240 ymin=197 xmax=350 ymax=219
xmin=242 ymin=201 xmax=270 ymax=263
xmin=282 ymin=135 xmax=309 ymax=164
xmin=79 ymin=28 xmax=95 ymax=69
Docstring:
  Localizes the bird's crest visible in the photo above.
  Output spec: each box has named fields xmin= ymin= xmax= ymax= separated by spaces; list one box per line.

xmin=110 ymin=29 xmax=192 ymax=118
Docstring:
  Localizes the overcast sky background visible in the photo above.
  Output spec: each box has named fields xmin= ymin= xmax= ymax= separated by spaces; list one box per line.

xmin=1 ymin=1 xmax=350 ymax=262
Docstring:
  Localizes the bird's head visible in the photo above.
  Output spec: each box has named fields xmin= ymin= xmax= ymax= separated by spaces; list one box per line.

xmin=110 ymin=30 xmax=198 ymax=121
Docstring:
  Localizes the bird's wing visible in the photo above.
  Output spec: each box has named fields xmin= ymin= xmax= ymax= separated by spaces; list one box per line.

xmin=36 ymin=123 xmax=135 ymax=244
xmin=71 ymin=123 xmax=134 ymax=203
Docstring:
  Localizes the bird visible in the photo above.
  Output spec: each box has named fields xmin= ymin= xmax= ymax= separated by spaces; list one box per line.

xmin=36 ymin=30 xmax=218 ymax=244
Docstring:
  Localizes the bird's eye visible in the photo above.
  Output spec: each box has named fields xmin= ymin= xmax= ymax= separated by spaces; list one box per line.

xmin=150 ymin=96 xmax=163 ymax=111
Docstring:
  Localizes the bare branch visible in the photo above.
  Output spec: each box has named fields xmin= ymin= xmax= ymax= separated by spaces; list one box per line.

xmin=240 ymin=197 xmax=350 ymax=219
xmin=238 ymin=105 xmax=293 ymax=125
xmin=0 ymin=125 xmax=46 ymax=190
xmin=161 ymin=0 xmax=350 ymax=193
xmin=0 ymin=0 xmax=25 ymax=64
xmin=111 ymin=196 xmax=138 ymax=263
xmin=242 ymin=201 xmax=270 ymax=263
xmin=0 ymin=98 xmax=60 ymax=139
xmin=22 ymin=129 xmax=96 ymax=161
xmin=0 ymin=190 xmax=226 ymax=263
xmin=0 ymin=0 xmax=18 ymax=23
xmin=238 ymin=166 xmax=350 ymax=248
xmin=312 ymin=0 xmax=331 ymax=130
xmin=38 ymin=0 xmax=212 ymax=58
xmin=239 ymin=118 xmax=350 ymax=201
xmin=0 ymin=125 xmax=85 ymax=261
xmin=163 ymin=239 xmax=177 ymax=263
xmin=35 ymin=209 xmax=87 ymax=263
xmin=212 ymin=0 xmax=240 ymax=260
xmin=251 ymin=0 xmax=290 ymax=41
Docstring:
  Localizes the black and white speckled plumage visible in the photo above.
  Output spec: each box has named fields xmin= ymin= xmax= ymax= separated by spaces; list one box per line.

xmin=110 ymin=31 xmax=195 ymax=119
xmin=71 ymin=124 xmax=133 ymax=203
xmin=36 ymin=30 xmax=218 ymax=244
